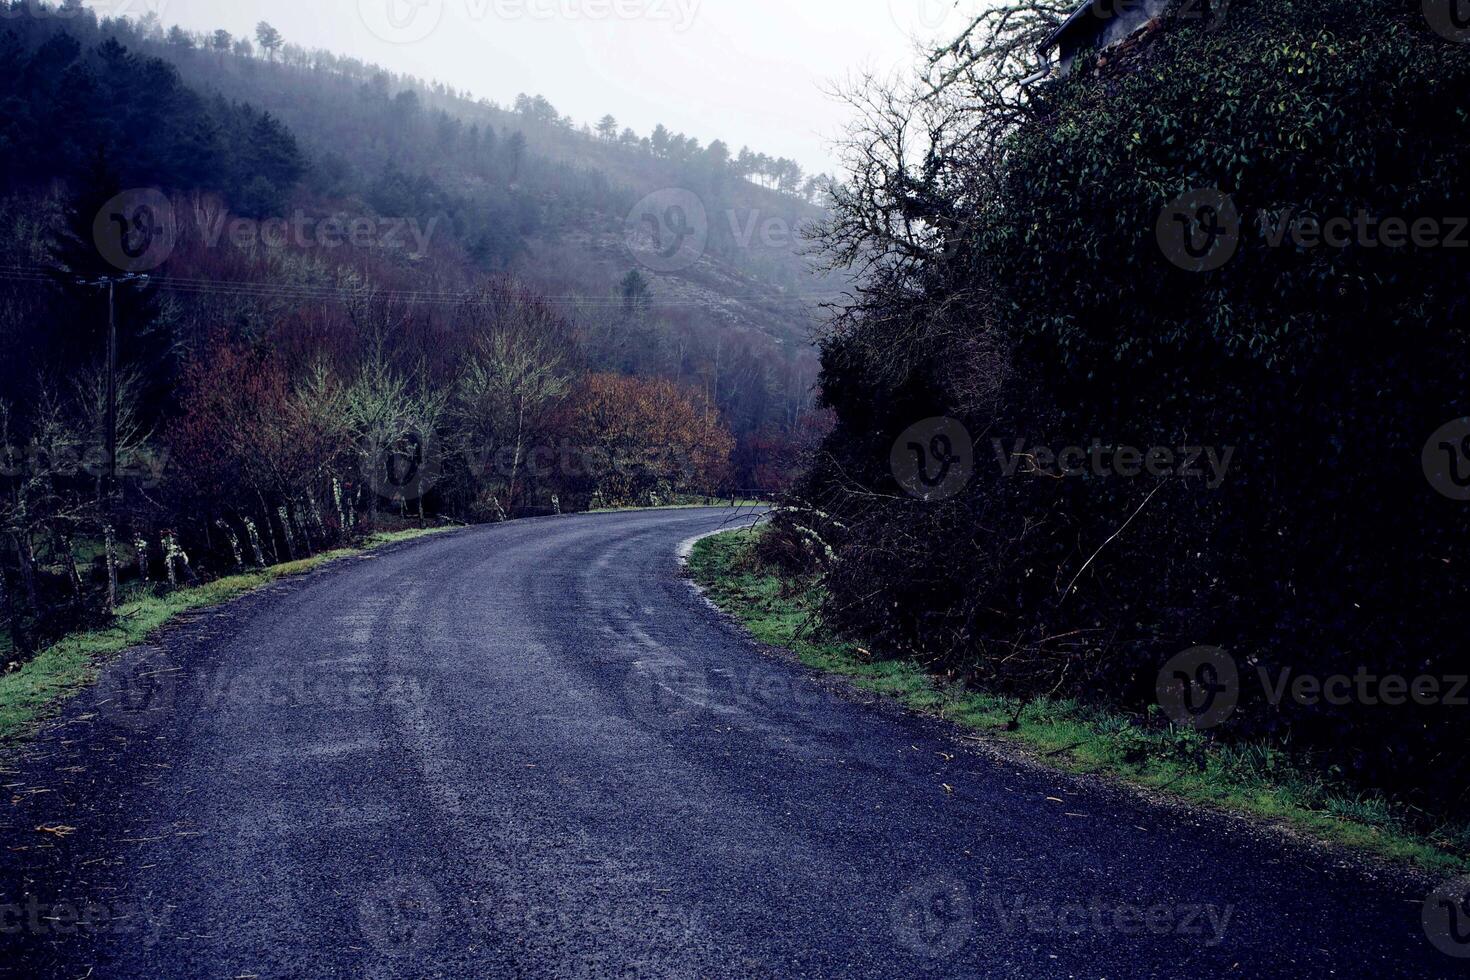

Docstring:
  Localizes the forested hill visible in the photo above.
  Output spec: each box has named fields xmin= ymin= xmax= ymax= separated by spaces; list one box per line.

xmin=154 ymin=22 xmax=838 ymax=335
xmin=0 ymin=4 xmax=833 ymax=479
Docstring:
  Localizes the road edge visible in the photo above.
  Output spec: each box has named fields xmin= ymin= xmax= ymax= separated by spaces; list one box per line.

xmin=0 ymin=525 xmax=465 ymax=752
xmin=685 ymin=528 xmax=1464 ymax=886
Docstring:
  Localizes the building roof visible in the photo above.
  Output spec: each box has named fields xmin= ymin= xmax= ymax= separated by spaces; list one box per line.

xmin=1039 ymin=1 xmax=1101 ymax=54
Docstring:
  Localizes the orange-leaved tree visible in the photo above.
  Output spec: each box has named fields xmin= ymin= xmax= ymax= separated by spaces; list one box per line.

xmin=559 ymin=373 xmax=733 ymax=505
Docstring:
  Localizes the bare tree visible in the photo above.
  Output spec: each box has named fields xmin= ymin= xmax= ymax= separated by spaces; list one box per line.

xmin=452 ymin=320 xmax=569 ymax=516
xmin=812 ymin=1 xmax=1063 ymax=404
xmin=73 ymin=364 xmax=152 ymax=502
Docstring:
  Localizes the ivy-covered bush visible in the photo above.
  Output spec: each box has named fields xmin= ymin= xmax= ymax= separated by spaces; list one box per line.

xmin=805 ymin=0 xmax=1470 ymax=816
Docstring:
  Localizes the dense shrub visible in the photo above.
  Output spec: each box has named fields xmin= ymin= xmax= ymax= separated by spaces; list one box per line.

xmin=802 ymin=0 xmax=1470 ymax=816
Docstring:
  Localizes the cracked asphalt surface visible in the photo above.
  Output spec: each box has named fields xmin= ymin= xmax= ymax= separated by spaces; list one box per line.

xmin=0 ymin=508 xmax=1455 ymax=977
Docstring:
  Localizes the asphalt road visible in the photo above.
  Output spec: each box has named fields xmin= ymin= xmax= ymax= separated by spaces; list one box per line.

xmin=0 ymin=508 xmax=1456 ymax=978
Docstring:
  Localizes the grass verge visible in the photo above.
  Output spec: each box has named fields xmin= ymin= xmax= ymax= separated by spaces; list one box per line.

xmin=0 ymin=526 xmax=453 ymax=747
xmin=688 ymin=528 xmax=1469 ymax=875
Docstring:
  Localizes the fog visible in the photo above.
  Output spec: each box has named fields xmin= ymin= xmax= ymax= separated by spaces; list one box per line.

xmin=146 ymin=0 xmax=977 ymax=174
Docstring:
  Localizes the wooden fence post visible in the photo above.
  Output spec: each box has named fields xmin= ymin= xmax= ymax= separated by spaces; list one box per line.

xmin=216 ymin=520 xmax=244 ymax=569
xmin=55 ymin=530 xmax=83 ymax=604
xmin=332 ymin=477 xmax=348 ymax=538
xmin=103 ymin=524 xmax=118 ymax=615
xmin=277 ymin=506 xmax=296 ymax=561
xmin=243 ymin=517 xmax=266 ymax=567
xmin=162 ymin=532 xmax=178 ymax=588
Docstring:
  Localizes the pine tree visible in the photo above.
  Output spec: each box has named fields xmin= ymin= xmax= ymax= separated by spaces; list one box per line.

xmin=255 ymin=22 xmax=283 ymax=62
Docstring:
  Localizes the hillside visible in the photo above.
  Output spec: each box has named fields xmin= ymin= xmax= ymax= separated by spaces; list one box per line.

xmin=0 ymin=1 xmax=842 ymax=664
xmin=0 ymin=4 xmax=834 ymax=466
xmin=155 ymin=33 xmax=839 ymax=343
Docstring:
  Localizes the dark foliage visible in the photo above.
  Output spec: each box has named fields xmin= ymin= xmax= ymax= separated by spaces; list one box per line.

xmin=801 ymin=0 xmax=1470 ymax=818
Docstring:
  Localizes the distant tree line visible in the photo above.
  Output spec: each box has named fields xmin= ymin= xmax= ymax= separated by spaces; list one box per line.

xmin=134 ymin=12 xmax=832 ymax=205
xmin=587 ymin=107 xmax=832 ymax=203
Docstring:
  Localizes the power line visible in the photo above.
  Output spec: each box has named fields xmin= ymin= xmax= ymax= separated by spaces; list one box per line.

xmin=0 ymin=265 xmax=849 ymax=310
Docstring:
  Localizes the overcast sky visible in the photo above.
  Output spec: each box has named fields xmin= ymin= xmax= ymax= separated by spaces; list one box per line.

xmin=144 ymin=0 xmax=978 ymax=176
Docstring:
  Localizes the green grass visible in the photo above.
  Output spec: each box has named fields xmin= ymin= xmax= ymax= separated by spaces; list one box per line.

xmin=0 ymin=526 xmax=454 ymax=747
xmin=688 ymin=528 xmax=1470 ymax=875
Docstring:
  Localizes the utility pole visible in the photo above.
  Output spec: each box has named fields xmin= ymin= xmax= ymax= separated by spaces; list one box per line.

xmin=106 ymin=277 xmax=116 ymax=494
xmin=76 ymin=273 xmax=148 ymax=502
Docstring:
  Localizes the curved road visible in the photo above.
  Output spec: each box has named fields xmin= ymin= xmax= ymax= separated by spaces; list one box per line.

xmin=0 ymin=509 xmax=1451 ymax=977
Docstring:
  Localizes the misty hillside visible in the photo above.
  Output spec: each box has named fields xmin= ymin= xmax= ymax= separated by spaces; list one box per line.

xmin=154 ymin=27 xmax=839 ymax=342
xmin=0 ymin=5 xmax=832 ymax=471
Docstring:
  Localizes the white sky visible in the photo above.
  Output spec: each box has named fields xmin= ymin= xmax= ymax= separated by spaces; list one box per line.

xmin=134 ymin=0 xmax=980 ymax=176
